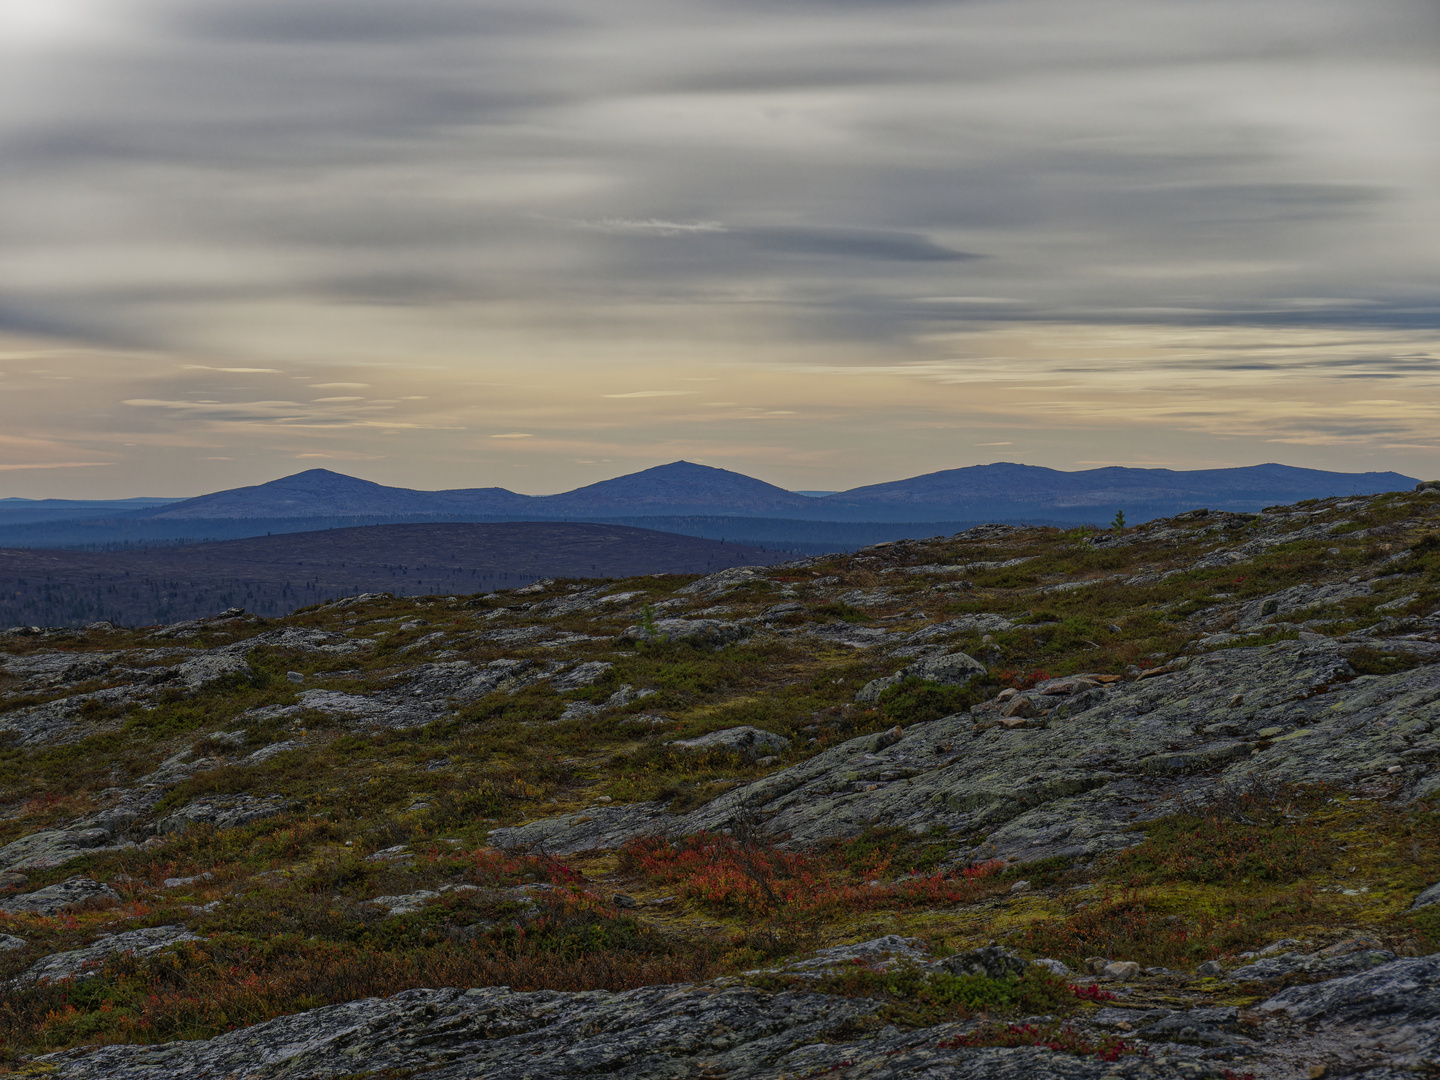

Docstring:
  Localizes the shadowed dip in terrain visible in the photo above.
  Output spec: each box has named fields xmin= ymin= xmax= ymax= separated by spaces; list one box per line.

xmin=0 ymin=522 xmax=783 ymax=627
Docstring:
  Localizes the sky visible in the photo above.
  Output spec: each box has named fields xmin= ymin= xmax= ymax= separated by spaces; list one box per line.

xmin=1 ymin=0 xmax=1438 ymax=498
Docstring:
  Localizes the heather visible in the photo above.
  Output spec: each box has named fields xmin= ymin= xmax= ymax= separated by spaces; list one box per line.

xmin=0 ymin=486 xmax=1438 ymax=1075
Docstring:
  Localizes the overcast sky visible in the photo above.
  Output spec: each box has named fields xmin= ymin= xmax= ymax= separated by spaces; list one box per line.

xmin=1 ymin=0 xmax=1437 ymax=497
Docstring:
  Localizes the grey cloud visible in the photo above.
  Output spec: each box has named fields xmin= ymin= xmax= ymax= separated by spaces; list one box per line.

xmin=0 ymin=0 xmax=1435 ymax=363
xmin=176 ymin=0 xmax=581 ymax=43
xmin=742 ymin=228 xmax=978 ymax=262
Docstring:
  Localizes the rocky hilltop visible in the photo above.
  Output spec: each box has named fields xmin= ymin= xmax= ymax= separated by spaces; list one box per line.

xmin=1 ymin=484 xmax=1439 ymax=1077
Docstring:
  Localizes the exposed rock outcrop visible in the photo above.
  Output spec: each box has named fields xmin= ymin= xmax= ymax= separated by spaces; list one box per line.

xmin=492 ymin=636 xmax=1440 ymax=858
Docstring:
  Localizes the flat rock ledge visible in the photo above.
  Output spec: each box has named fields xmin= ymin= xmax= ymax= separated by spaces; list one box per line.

xmin=490 ymin=637 xmax=1440 ymax=861
xmin=39 ymin=948 xmax=1440 ymax=1079
xmin=32 ymin=983 xmax=1218 ymax=1080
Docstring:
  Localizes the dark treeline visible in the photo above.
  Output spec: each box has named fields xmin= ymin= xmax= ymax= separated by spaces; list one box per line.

xmin=0 ymin=512 xmax=1083 ymax=555
xmin=0 ymin=521 xmax=782 ymax=628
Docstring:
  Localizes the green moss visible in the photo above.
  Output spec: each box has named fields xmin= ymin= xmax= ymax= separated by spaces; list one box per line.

xmin=874 ymin=677 xmax=988 ymax=726
xmin=1346 ymin=646 xmax=1427 ymax=676
xmin=751 ymin=961 xmax=1080 ymax=1028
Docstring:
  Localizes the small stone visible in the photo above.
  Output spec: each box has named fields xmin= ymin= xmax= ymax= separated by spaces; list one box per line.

xmin=1196 ymin=959 xmax=1224 ymax=977
xmin=163 ymin=872 xmax=215 ymax=889
xmin=612 ymin=893 xmax=640 ymax=909
xmin=1032 ymin=958 xmax=1073 ymax=976
xmin=1258 ymin=938 xmax=1302 ymax=956
xmin=286 ymin=671 xmax=305 ymax=684
xmin=873 ymin=725 xmax=904 ymax=751
xmin=1387 ymin=765 xmax=1404 ymax=774
xmin=1001 ymin=697 xmax=1036 ymax=719
xmin=1009 ymin=879 xmax=1031 ymax=894
xmin=1104 ymin=961 xmax=1142 ymax=980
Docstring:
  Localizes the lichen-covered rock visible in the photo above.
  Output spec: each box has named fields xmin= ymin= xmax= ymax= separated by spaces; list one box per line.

xmin=169 ymin=653 xmax=252 ymax=690
xmin=217 ymin=626 xmax=357 ymax=654
xmin=152 ymin=795 xmax=292 ymax=836
xmin=549 ymin=660 xmax=613 ymax=690
xmin=0 ymin=828 xmax=118 ymax=873
xmin=18 ymin=925 xmax=200 ymax=984
xmin=677 ymin=566 xmax=766 ymax=596
xmin=363 ymin=884 xmax=481 ymax=916
xmin=245 ymin=658 xmax=574 ymax=731
xmin=0 ymin=651 xmax=118 ymax=687
xmin=491 ymin=638 xmax=1440 ymax=859
xmin=1413 ymin=880 xmax=1440 ymax=911
xmin=773 ymin=934 xmax=931 ymax=974
xmin=1235 ymin=580 xmax=1372 ymax=631
xmin=856 ymin=650 xmax=987 ymax=703
xmin=0 ymin=684 xmax=138 ymax=747
xmin=1127 ymin=1006 xmax=1250 ymax=1049
xmin=489 ymin=802 xmax=669 ymax=854
xmin=1256 ymin=954 xmax=1440 ymax=1069
xmin=1230 ymin=943 xmax=1397 ymax=982
xmin=668 ymin=725 xmax=791 ymax=760
xmin=622 ymin=618 xmax=751 ymax=647
xmin=936 ymin=946 xmax=1030 ymax=980
xmin=0 ymin=876 xmax=119 ymax=916
xmin=40 ymin=980 xmax=1185 ymax=1080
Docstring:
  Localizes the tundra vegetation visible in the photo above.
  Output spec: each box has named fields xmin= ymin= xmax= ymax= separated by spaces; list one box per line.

xmin=0 ymin=487 xmax=1438 ymax=1077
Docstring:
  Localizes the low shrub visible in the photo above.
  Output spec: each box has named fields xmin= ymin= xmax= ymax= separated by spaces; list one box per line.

xmin=1106 ymin=812 xmax=1329 ymax=887
xmin=0 ymin=883 xmax=714 ymax=1058
xmin=875 ymin=678 xmax=988 ymax=726
xmin=620 ymin=831 xmax=1005 ymax=920
xmin=1012 ymin=886 xmax=1315 ymax=970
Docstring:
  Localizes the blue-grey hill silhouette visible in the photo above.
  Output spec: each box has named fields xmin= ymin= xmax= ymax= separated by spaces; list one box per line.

xmin=133 ymin=460 xmax=1415 ymax=523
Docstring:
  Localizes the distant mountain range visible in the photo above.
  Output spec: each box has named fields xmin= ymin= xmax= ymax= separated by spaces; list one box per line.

xmin=137 ymin=460 xmax=1415 ymax=522
xmin=0 ymin=496 xmax=181 ymax=526
xmin=0 ymin=460 xmax=1418 ymax=552
xmin=144 ymin=462 xmax=812 ymax=520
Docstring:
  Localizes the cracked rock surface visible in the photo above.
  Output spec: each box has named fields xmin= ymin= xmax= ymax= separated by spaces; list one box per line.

xmin=37 ymin=948 xmax=1440 ymax=1079
xmin=490 ymin=636 xmax=1440 ymax=859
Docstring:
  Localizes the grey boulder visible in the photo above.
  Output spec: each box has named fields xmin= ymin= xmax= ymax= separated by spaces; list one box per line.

xmin=171 ymin=653 xmax=252 ymax=690
xmin=0 ymin=827 xmax=116 ymax=873
xmin=1412 ymin=880 xmax=1440 ymax=911
xmin=0 ymin=876 xmax=120 ymax=916
xmin=622 ymin=618 xmax=751 ymax=647
xmin=152 ymin=795 xmax=292 ymax=836
xmin=856 ymin=651 xmax=986 ymax=703
xmin=668 ymin=726 xmax=790 ymax=760
xmin=18 ymin=925 xmax=200 ymax=985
